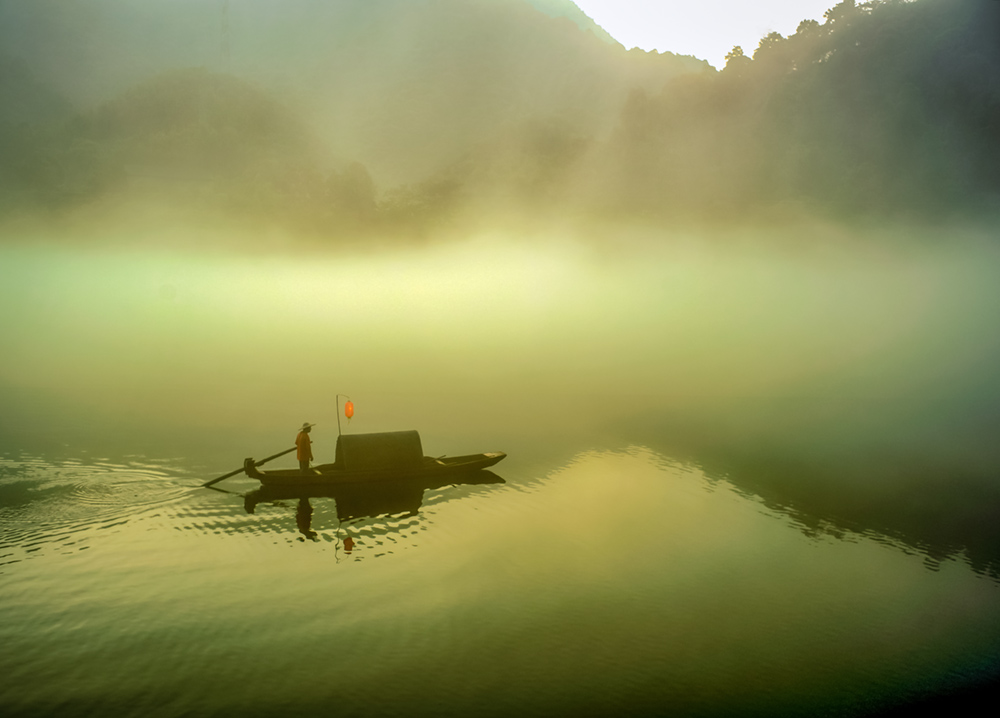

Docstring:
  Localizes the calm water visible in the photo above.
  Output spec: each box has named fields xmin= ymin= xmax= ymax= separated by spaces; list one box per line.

xmin=2 ymin=231 xmax=1000 ymax=716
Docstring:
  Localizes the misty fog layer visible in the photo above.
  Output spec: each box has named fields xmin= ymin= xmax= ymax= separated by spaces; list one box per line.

xmin=0 ymin=0 xmax=702 ymax=233
xmin=1 ymin=0 xmax=997 ymax=240
xmin=3 ymin=229 xmax=1000 ymax=571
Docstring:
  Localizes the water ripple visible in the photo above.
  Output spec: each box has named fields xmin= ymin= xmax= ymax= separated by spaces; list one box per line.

xmin=0 ymin=455 xmax=191 ymax=569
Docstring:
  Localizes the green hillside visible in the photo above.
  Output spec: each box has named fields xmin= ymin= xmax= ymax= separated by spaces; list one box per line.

xmin=587 ymin=0 xmax=1000 ymax=224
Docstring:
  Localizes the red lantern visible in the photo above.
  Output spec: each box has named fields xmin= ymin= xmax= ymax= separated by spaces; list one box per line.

xmin=345 ymin=400 xmax=354 ymax=420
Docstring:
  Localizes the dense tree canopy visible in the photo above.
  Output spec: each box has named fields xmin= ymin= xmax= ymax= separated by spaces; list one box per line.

xmin=588 ymin=0 xmax=1000 ymax=225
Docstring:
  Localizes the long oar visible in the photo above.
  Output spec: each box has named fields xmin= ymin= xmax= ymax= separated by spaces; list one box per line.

xmin=201 ymin=446 xmax=296 ymax=488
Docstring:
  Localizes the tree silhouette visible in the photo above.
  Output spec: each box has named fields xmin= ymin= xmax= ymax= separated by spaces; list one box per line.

xmin=723 ymin=46 xmax=752 ymax=77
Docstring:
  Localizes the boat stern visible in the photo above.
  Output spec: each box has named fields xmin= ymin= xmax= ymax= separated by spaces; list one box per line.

xmin=243 ymin=458 xmax=264 ymax=480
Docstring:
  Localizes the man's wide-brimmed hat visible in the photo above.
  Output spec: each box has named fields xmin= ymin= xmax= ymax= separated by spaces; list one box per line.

xmin=300 ymin=422 xmax=315 ymax=430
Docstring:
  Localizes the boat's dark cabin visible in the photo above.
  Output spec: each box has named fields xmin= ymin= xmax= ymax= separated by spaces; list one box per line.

xmin=334 ymin=430 xmax=424 ymax=471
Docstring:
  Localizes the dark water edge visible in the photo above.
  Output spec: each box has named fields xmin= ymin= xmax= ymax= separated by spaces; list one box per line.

xmin=871 ymin=674 xmax=1000 ymax=718
xmin=0 ymin=657 xmax=997 ymax=718
xmin=618 ymin=397 xmax=1000 ymax=579
xmin=0 ymin=665 xmax=998 ymax=718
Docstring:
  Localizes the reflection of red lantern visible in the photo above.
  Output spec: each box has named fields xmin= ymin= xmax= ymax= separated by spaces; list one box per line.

xmin=345 ymin=401 xmax=354 ymax=420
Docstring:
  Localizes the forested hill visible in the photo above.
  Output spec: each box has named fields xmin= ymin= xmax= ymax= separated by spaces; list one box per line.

xmin=0 ymin=0 xmax=998 ymax=241
xmin=353 ymin=0 xmax=1000 ymax=230
xmin=0 ymin=0 xmax=702 ymax=186
xmin=582 ymin=0 xmax=1000 ymax=225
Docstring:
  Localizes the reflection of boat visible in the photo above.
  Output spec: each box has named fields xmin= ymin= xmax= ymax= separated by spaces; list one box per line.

xmin=243 ymin=430 xmax=506 ymax=488
xmin=244 ymin=470 xmax=506 ymax=523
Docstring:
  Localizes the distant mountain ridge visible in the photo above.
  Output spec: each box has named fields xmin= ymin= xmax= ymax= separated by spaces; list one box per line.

xmin=521 ymin=0 xmax=621 ymax=45
xmin=0 ymin=0 xmax=704 ymax=184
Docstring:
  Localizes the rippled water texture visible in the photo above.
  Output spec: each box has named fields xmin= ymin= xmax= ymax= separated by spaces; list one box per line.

xmin=2 ymin=232 xmax=1000 ymax=716
xmin=2 ymin=446 xmax=999 ymax=718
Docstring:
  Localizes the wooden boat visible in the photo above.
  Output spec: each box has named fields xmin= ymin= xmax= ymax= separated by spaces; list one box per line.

xmin=243 ymin=430 xmax=506 ymax=487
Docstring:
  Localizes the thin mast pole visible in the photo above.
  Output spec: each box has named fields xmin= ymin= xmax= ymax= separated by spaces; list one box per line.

xmin=336 ymin=394 xmax=351 ymax=437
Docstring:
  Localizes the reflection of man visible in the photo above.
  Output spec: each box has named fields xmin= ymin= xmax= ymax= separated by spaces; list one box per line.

xmin=296 ymin=498 xmax=317 ymax=540
xmin=296 ymin=422 xmax=314 ymax=471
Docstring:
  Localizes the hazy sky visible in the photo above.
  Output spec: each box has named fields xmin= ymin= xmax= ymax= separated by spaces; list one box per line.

xmin=572 ymin=0 xmax=837 ymax=67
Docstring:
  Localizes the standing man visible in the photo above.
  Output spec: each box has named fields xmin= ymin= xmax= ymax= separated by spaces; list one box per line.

xmin=296 ymin=422 xmax=314 ymax=472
